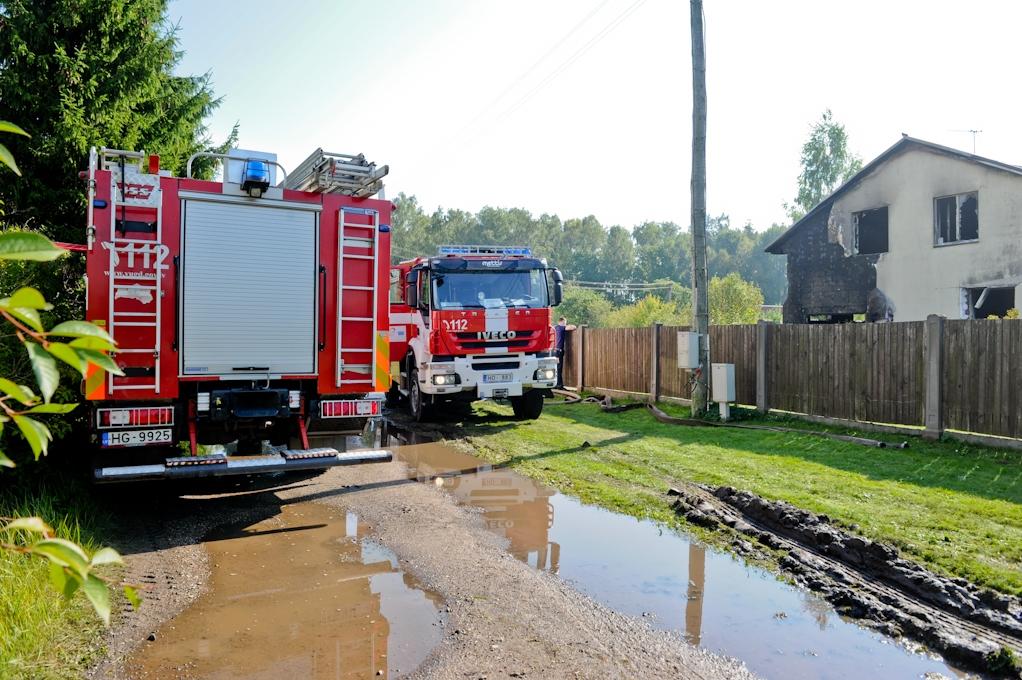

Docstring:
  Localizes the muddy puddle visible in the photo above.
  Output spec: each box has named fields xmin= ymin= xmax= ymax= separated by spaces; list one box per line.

xmin=129 ymin=502 xmax=444 ymax=679
xmin=394 ymin=440 xmax=968 ymax=680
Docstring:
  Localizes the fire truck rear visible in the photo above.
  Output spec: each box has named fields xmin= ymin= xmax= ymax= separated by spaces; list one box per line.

xmin=389 ymin=246 xmax=563 ymax=420
xmin=84 ymin=146 xmax=392 ymax=481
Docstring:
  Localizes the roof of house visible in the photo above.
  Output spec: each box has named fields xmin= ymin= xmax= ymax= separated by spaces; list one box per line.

xmin=765 ymin=136 xmax=1022 ymax=254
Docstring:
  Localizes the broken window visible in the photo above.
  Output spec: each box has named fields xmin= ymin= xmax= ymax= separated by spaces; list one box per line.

xmin=934 ymin=192 xmax=979 ymax=245
xmin=964 ymin=286 xmax=1015 ymax=319
xmin=853 ymin=207 xmax=889 ymax=254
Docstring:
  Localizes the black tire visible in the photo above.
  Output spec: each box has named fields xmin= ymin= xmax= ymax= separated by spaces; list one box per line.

xmin=236 ymin=437 xmax=263 ymax=455
xmin=409 ymin=367 xmax=428 ymax=422
xmin=510 ymin=389 xmax=544 ymax=420
xmin=385 ymin=381 xmax=403 ymax=408
xmin=269 ymin=421 xmax=292 ymax=447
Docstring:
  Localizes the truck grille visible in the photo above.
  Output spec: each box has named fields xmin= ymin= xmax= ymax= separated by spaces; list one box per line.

xmin=456 ymin=330 xmax=537 ymax=340
xmin=471 ymin=361 xmax=521 ymax=371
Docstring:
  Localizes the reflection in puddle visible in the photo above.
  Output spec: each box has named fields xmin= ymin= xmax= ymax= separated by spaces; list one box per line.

xmin=130 ymin=503 xmax=443 ymax=679
xmin=395 ymin=441 xmax=964 ymax=680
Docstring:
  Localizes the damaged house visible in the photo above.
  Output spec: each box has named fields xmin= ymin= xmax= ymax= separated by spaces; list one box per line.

xmin=766 ymin=136 xmax=1022 ymax=323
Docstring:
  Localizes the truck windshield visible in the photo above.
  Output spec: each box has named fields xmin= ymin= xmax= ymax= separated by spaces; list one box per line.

xmin=432 ymin=270 xmax=548 ymax=310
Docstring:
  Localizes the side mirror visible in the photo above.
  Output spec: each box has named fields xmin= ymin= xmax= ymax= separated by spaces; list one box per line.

xmin=405 ymin=271 xmax=419 ymax=308
xmin=552 ymin=269 xmax=564 ymax=307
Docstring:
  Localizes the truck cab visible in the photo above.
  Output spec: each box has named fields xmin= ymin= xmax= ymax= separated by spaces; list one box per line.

xmin=389 ymin=246 xmax=563 ymax=421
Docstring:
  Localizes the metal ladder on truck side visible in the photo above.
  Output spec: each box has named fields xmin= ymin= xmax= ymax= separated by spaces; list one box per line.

xmin=336 ymin=206 xmax=380 ymax=388
xmin=98 ymin=149 xmax=166 ymax=394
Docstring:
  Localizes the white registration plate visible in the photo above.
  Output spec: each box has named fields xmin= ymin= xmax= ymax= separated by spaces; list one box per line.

xmin=482 ymin=373 xmax=513 ymax=384
xmin=101 ymin=428 xmax=173 ymax=448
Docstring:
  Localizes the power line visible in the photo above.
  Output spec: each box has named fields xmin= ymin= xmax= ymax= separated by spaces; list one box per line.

xmin=567 ymin=279 xmax=675 ymax=288
xmin=496 ymin=0 xmax=649 ymax=122
xmin=450 ymin=0 xmax=616 ymax=144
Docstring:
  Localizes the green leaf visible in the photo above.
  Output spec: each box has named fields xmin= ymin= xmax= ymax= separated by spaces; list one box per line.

xmin=123 ymin=585 xmax=141 ymax=609
xmin=8 ymin=287 xmax=51 ymax=310
xmin=90 ymin=547 xmax=123 ymax=567
xmin=0 ymin=121 xmax=30 ymax=137
xmin=48 ymin=563 xmax=83 ymax=600
xmin=48 ymin=321 xmax=115 ymax=342
xmin=69 ymin=336 xmax=117 ymax=352
xmin=82 ymin=574 xmax=112 ymax=626
xmin=25 ymin=403 xmax=78 ymax=415
xmin=46 ymin=342 xmax=88 ymax=375
xmin=48 ymin=561 xmax=68 ymax=592
xmin=0 ymin=450 xmax=13 ymax=469
xmin=26 ymin=343 xmax=59 ymax=402
xmin=2 ymin=304 xmax=43 ymax=332
xmin=0 ymin=232 xmax=64 ymax=261
xmin=0 ymin=142 xmax=20 ymax=176
xmin=12 ymin=415 xmax=52 ymax=459
xmin=0 ymin=377 xmax=38 ymax=405
xmin=4 ymin=516 xmax=53 ymax=535
xmin=76 ymin=348 xmax=124 ymax=376
xmin=31 ymin=538 xmax=90 ymax=576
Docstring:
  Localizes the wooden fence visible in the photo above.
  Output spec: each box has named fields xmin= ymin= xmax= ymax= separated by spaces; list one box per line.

xmin=564 ymin=317 xmax=1022 ymax=443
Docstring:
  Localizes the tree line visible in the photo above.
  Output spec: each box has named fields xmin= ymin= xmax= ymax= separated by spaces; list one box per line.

xmin=392 ymin=195 xmax=788 ymax=295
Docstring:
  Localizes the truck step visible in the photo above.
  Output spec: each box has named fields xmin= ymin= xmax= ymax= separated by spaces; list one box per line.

xmin=93 ymin=449 xmax=392 ymax=483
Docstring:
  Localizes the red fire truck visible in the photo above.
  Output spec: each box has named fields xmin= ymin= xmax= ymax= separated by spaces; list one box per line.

xmin=84 ymin=146 xmax=393 ymax=481
xmin=388 ymin=246 xmax=563 ymax=421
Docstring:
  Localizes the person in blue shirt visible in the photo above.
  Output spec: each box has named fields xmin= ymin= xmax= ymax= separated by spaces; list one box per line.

xmin=553 ymin=316 xmax=577 ymax=389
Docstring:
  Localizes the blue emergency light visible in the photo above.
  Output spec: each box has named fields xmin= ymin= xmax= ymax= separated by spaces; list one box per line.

xmin=438 ymin=245 xmax=532 ymax=256
xmin=241 ymin=159 xmax=271 ymax=197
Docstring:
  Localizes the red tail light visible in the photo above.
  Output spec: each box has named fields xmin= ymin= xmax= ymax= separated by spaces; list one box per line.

xmin=319 ymin=399 xmax=382 ymax=419
xmin=96 ymin=406 xmax=174 ymax=429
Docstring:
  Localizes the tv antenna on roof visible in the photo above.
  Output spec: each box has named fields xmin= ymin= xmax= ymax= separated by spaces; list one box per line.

xmin=951 ymin=129 xmax=983 ymax=154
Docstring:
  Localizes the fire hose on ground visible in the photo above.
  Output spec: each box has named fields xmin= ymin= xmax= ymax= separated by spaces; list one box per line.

xmin=548 ymin=390 xmax=908 ymax=449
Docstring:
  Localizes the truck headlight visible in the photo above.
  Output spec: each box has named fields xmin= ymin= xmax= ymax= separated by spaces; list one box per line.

xmin=432 ymin=374 xmax=461 ymax=385
xmin=534 ymin=368 xmax=557 ymax=381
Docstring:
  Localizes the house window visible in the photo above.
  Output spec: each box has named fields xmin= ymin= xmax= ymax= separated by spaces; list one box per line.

xmin=853 ymin=207 xmax=888 ymax=254
xmin=934 ymin=192 xmax=978 ymax=245
xmin=963 ymin=286 xmax=1015 ymax=319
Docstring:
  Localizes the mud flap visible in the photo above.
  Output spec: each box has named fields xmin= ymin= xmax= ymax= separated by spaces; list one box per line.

xmin=92 ymin=448 xmax=392 ymax=483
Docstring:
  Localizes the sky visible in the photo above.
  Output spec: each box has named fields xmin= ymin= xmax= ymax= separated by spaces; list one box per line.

xmin=170 ymin=0 xmax=1022 ymax=232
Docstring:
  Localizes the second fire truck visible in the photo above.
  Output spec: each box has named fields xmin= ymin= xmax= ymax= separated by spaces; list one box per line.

xmin=389 ymin=246 xmax=564 ymax=421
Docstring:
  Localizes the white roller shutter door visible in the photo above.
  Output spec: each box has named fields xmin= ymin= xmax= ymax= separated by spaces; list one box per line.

xmin=181 ymin=199 xmax=318 ymax=377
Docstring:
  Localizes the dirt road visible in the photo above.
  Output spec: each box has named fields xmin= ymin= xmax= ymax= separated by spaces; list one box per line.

xmin=90 ymin=456 xmax=756 ymax=679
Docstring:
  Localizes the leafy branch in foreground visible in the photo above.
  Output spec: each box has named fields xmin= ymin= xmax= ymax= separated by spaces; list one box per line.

xmin=1 ymin=123 xmax=138 ymax=624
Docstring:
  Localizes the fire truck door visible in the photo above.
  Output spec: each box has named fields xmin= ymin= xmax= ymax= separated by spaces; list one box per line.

xmin=180 ymin=198 xmax=319 ymax=377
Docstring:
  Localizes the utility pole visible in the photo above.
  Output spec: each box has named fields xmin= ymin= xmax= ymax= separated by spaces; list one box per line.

xmin=689 ymin=0 xmax=710 ymax=414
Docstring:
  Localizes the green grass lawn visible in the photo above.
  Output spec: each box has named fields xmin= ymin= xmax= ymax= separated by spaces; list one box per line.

xmin=0 ymin=480 xmax=106 ymax=680
xmin=458 ymin=399 xmax=1022 ymax=596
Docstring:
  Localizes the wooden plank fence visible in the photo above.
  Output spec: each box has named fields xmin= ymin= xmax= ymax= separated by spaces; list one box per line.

xmin=942 ymin=319 xmax=1022 ymax=439
xmin=564 ymin=317 xmax=1022 ymax=444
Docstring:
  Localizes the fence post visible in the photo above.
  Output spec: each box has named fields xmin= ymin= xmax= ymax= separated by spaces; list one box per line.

xmin=756 ymin=320 xmax=770 ymax=413
xmin=923 ymin=314 xmax=944 ymax=439
xmin=650 ymin=323 xmax=662 ymax=403
xmin=577 ymin=325 xmax=587 ymax=392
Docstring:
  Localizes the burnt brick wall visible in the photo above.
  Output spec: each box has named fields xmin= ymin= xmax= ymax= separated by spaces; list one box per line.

xmin=780 ymin=209 xmax=877 ymax=323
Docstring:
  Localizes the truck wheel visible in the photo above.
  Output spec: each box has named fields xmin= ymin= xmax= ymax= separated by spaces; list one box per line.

xmin=385 ymin=382 xmax=403 ymax=408
xmin=510 ymin=390 xmax=544 ymax=420
xmin=409 ymin=368 xmax=428 ymax=422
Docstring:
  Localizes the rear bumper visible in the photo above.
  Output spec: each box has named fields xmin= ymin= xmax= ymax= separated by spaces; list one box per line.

xmin=420 ymin=353 xmax=557 ymax=398
xmin=93 ymin=448 xmax=392 ymax=483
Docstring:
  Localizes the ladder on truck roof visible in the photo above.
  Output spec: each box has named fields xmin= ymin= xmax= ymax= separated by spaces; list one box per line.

xmin=284 ymin=149 xmax=389 ymax=197
xmin=336 ymin=206 xmax=381 ymax=388
xmin=95 ymin=148 xmax=166 ymax=395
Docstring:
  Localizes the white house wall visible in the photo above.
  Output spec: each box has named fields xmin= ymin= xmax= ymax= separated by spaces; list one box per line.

xmin=828 ymin=148 xmax=1022 ymax=321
